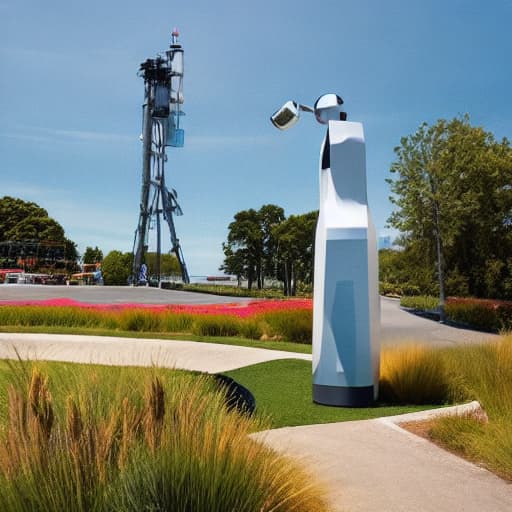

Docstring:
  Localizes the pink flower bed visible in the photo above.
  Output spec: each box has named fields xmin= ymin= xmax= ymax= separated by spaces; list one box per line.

xmin=447 ymin=297 xmax=512 ymax=309
xmin=0 ymin=298 xmax=312 ymax=318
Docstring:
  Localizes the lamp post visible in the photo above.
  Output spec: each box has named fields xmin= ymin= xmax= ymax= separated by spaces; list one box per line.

xmin=271 ymin=94 xmax=380 ymax=406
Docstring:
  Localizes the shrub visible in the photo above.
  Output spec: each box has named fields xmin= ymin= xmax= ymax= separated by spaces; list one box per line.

xmin=239 ymin=318 xmax=265 ymax=340
xmin=379 ymin=345 xmax=451 ymax=404
xmin=191 ymin=315 xmax=242 ymax=337
xmin=183 ymin=283 xmax=297 ymax=299
xmin=401 ymin=283 xmax=421 ymax=296
xmin=117 ymin=309 xmax=164 ymax=332
xmin=161 ymin=312 xmax=194 ymax=333
xmin=400 ymin=295 xmax=438 ymax=310
xmin=444 ymin=301 xmax=499 ymax=331
xmin=0 ymin=300 xmax=315 ymax=344
xmin=261 ymin=309 xmax=313 ymax=344
xmin=379 ymin=281 xmax=402 ymax=296
xmin=0 ymin=306 xmax=104 ymax=328
xmin=444 ymin=298 xmax=512 ymax=332
xmin=497 ymin=303 xmax=512 ymax=330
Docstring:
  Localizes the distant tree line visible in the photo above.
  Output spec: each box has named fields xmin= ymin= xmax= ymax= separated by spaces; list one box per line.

xmin=100 ymin=251 xmax=181 ymax=286
xmin=0 ymin=196 xmax=78 ymax=270
xmin=220 ymin=204 xmax=318 ymax=296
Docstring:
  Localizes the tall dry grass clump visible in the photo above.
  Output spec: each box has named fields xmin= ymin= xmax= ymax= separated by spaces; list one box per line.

xmin=377 ymin=338 xmax=512 ymax=479
xmin=379 ymin=344 xmax=451 ymax=404
xmin=0 ymin=361 xmax=328 ymax=511
xmin=260 ymin=309 xmax=313 ymax=343
xmin=427 ymin=336 xmax=512 ymax=480
xmin=191 ymin=314 xmax=242 ymax=337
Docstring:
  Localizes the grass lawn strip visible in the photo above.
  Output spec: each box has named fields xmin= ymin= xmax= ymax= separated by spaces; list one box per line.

xmin=224 ymin=359 xmax=435 ymax=429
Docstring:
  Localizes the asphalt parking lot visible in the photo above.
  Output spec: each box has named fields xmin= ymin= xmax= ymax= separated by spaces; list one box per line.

xmin=0 ymin=284 xmax=250 ymax=305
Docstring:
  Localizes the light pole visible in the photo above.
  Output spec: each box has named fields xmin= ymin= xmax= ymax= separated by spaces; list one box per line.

xmin=271 ymin=94 xmax=380 ymax=406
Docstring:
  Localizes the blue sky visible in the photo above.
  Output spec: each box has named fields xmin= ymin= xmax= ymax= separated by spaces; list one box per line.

xmin=1 ymin=1 xmax=511 ymax=275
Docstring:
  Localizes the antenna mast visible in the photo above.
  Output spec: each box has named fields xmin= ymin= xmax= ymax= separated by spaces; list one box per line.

xmin=131 ymin=28 xmax=190 ymax=285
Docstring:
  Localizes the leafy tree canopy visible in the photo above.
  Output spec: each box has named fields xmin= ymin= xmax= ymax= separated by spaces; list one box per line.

xmin=0 ymin=196 xmax=79 ymax=268
xmin=387 ymin=115 xmax=512 ymax=299
xmin=83 ymin=246 xmax=104 ymax=264
xmin=145 ymin=252 xmax=181 ymax=276
xmin=102 ymin=250 xmax=133 ymax=286
xmin=221 ymin=204 xmax=317 ymax=295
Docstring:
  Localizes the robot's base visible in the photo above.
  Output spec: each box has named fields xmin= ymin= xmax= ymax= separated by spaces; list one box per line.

xmin=313 ymin=383 xmax=375 ymax=407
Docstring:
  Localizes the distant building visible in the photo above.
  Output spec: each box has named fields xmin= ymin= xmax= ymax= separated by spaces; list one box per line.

xmin=378 ymin=236 xmax=393 ymax=250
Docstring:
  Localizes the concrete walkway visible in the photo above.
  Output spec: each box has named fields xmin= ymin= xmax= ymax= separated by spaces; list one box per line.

xmin=255 ymin=404 xmax=512 ymax=512
xmin=0 ymin=332 xmax=310 ymax=373
xmin=0 ymin=332 xmax=510 ymax=511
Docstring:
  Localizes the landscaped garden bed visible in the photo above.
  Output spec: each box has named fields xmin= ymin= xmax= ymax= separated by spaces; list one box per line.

xmin=2 ymin=298 xmax=512 ymax=484
xmin=400 ymin=295 xmax=512 ymax=332
xmin=0 ymin=298 xmax=314 ymax=344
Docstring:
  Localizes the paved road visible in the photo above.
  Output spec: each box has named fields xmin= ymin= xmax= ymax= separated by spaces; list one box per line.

xmin=380 ymin=296 xmax=498 ymax=346
xmin=0 ymin=284 xmax=252 ymax=305
xmin=0 ymin=286 xmax=497 ymax=345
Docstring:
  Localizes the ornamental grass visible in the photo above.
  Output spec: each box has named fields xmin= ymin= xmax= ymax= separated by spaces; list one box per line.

xmin=0 ymin=360 xmax=328 ymax=511
xmin=0 ymin=299 xmax=314 ymax=344
xmin=379 ymin=344 xmax=452 ymax=404
xmin=379 ymin=336 xmax=512 ymax=481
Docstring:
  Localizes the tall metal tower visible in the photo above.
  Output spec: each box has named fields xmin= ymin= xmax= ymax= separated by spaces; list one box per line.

xmin=131 ymin=29 xmax=190 ymax=285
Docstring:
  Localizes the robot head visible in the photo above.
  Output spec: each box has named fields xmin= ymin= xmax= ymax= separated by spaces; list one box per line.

xmin=314 ymin=94 xmax=347 ymax=124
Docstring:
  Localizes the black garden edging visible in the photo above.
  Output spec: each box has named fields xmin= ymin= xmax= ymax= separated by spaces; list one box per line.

xmin=213 ymin=374 xmax=256 ymax=416
xmin=401 ymin=306 xmax=498 ymax=334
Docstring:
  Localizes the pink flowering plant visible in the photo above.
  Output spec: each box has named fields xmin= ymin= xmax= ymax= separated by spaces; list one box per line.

xmin=0 ymin=298 xmax=313 ymax=344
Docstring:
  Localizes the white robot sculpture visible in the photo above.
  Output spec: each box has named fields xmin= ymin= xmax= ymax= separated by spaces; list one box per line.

xmin=271 ymin=94 xmax=380 ymax=406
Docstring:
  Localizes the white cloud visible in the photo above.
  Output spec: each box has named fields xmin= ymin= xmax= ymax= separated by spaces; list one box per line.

xmin=0 ymin=128 xmax=274 ymax=149
xmin=40 ymin=128 xmax=135 ymax=143
xmin=185 ymin=134 xmax=276 ymax=151
xmin=0 ymin=127 xmax=135 ymax=145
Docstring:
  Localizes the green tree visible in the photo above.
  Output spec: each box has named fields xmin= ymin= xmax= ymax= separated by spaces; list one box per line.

xmin=258 ymin=204 xmax=285 ymax=284
xmin=387 ymin=115 xmax=512 ymax=300
xmin=0 ymin=197 xmax=48 ymax=237
xmin=145 ymin=252 xmax=181 ymax=276
xmin=83 ymin=246 xmax=103 ymax=264
xmin=64 ymin=239 xmax=79 ymax=271
xmin=273 ymin=211 xmax=317 ymax=296
xmin=0 ymin=196 xmax=79 ymax=270
xmin=221 ymin=205 xmax=318 ymax=294
xmin=221 ymin=208 xmax=263 ymax=290
xmin=102 ymin=251 xmax=133 ymax=285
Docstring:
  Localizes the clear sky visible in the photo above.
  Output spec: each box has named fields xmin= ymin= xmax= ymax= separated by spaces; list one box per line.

xmin=1 ymin=1 xmax=511 ymax=275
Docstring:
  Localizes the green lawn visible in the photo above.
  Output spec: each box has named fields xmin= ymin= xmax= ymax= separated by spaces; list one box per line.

xmin=224 ymin=359 xmax=436 ymax=428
